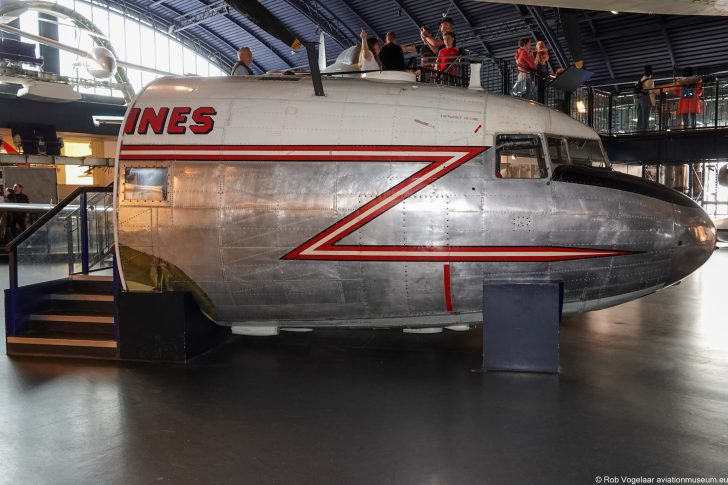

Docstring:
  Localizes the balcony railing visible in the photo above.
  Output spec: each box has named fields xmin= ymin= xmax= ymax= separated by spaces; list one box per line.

xmin=411 ymin=54 xmax=728 ymax=136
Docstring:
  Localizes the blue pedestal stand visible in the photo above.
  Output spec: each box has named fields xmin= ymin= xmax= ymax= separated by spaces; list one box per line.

xmin=482 ymin=281 xmax=563 ymax=373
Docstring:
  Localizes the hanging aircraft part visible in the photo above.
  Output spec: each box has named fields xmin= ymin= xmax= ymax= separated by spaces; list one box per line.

xmin=114 ymin=76 xmax=716 ymax=331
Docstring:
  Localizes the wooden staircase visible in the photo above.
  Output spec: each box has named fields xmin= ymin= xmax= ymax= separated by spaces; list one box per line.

xmin=7 ymin=274 xmax=117 ymax=359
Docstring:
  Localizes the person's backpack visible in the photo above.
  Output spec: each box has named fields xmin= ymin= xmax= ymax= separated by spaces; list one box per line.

xmin=634 ymin=76 xmax=647 ymax=94
xmin=681 ymin=84 xmax=697 ymax=98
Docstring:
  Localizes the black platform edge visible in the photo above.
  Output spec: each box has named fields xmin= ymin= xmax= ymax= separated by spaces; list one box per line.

xmin=117 ymin=290 xmax=231 ymax=363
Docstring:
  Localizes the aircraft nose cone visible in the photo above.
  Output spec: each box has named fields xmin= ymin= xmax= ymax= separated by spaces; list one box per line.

xmin=667 ymin=204 xmax=716 ymax=285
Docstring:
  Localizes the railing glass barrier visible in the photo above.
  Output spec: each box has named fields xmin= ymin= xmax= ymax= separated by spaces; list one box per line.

xmin=8 ymin=187 xmax=114 ymax=288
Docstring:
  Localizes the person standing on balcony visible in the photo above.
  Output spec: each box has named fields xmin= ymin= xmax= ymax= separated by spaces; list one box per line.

xmin=535 ymin=41 xmax=550 ymax=103
xmin=379 ymin=32 xmax=405 ymax=71
xmin=675 ymin=67 xmax=702 ymax=129
xmin=513 ymin=38 xmax=536 ymax=99
xmin=636 ymin=65 xmax=656 ymax=131
xmin=357 ymin=29 xmax=382 ymax=74
xmin=231 ymin=47 xmax=253 ymax=76
xmin=422 ymin=17 xmax=454 ymax=53
xmin=403 ymin=25 xmax=439 ymax=82
xmin=437 ymin=32 xmax=460 ymax=80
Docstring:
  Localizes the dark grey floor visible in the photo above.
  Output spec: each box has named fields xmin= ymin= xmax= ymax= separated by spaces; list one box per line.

xmin=1 ymin=250 xmax=728 ymax=485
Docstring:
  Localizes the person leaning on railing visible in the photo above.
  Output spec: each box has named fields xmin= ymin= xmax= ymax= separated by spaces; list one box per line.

xmin=403 ymin=25 xmax=439 ymax=82
xmin=652 ymin=67 xmax=704 ymax=130
xmin=675 ymin=67 xmax=703 ymax=129
xmin=437 ymin=32 xmax=460 ymax=78
xmin=635 ymin=65 xmax=656 ymax=132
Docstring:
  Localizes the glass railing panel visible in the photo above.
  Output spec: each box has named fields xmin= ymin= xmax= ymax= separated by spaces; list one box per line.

xmin=87 ymin=191 xmax=114 ymax=272
xmin=15 ymin=197 xmax=82 ymax=287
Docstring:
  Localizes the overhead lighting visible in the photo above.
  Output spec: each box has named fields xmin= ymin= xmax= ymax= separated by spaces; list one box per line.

xmin=610 ymin=10 xmax=619 ymax=14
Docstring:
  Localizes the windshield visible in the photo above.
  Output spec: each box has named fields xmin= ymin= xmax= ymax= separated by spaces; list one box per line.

xmin=566 ymin=138 xmax=610 ymax=168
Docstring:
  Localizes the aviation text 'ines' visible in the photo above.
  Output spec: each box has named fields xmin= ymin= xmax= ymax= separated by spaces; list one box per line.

xmin=114 ymin=75 xmax=716 ymax=335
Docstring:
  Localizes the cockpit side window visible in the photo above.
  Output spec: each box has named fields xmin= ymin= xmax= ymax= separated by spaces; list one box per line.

xmin=495 ymin=134 xmax=548 ymax=179
xmin=566 ymin=138 xmax=610 ymax=168
xmin=547 ymin=137 xmax=567 ymax=165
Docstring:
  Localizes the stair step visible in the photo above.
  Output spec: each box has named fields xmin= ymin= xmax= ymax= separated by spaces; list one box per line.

xmin=7 ymin=335 xmax=118 ymax=360
xmin=69 ymin=274 xmax=113 ymax=282
xmin=7 ymin=336 xmax=117 ymax=348
xmin=49 ymin=293 xmax=114 ymax=302
xmin=28 ymin=314 xmax=114 ymax=324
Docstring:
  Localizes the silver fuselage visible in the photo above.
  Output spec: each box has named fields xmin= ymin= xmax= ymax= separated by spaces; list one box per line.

xmin=114 ymin=76 xmax=716 ymax=329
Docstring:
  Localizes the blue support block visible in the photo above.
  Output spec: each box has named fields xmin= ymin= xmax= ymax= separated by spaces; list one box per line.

xmin=482 ymin=281 xmax=563 ymax=373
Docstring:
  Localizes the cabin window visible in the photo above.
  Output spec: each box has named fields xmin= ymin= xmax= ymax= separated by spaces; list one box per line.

xmin=495 ymin=134 xmax=547 ymax=179
xmin=124 ymin=167 xmax=168 ymax=201
xmin=547 ymin=137 xmax=568 ymax=165
xmin=566 ymin=138 xmax=609 ymax=168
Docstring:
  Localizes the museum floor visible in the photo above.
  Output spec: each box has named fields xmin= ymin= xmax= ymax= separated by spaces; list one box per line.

xmin=1 ymin=249 xmax=727 ymax=484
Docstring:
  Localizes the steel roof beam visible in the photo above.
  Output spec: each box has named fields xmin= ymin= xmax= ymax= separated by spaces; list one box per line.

xmin=528 ymin=6 xmax=568 ymax=67
xmin=159 ymin=0 xmax=294 ymax=71
xmin=154 ymin=0 xmax=269 ymax=71
xmin=658 ymin=17 xmax=677 ymax=68
xmin=449 ymin=0 xmax=492 ymax=55
xmin=389 ymin=0 xmax=422 ymax=32
xmin=331 ymin=0 xmax=379 ymax=39
xmin=96 ymin=0 xmax=240 ymax=71
xmin=279 ymin=0 xmax=352 ymax=48
xmin=582 ymin=12 xmax=615 ymax=80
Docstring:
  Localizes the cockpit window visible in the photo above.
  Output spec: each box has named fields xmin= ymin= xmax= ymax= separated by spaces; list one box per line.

xmin=495 ymin=134 xmax=547 ymax=179
xmin=124 ymin=167 xmax=168 ymax=201
xmin=547 ymin=137 xmax=567 ymax=165
xmin=566 ymin=138 xmax=609 ymax=168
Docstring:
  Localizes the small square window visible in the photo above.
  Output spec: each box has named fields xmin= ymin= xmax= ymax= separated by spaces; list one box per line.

xmin=495 ymin=135 xmax=547 ymax=179
xmin=124 ymin=167 xmax=168 ymax=201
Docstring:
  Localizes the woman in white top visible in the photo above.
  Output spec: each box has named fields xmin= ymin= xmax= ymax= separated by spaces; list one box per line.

xmin=358 ymin=29 xmax=382 ymax=75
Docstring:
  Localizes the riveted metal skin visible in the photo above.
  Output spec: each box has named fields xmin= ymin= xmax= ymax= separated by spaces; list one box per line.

xmin=114 ymin=76 xmax=716 ymax=329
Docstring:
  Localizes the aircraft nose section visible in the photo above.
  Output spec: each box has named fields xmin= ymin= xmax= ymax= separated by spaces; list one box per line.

xmin=667 ymin=204 xmax=716 ymax=285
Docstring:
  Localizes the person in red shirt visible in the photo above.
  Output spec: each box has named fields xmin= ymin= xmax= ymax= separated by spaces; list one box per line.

xmin=675 ymin=67 xmax=703 ymax=129
xmin=513 ymin=37 xmax=536 ymax=98
xmin=437 ymin=31 xmax=460 ymax=79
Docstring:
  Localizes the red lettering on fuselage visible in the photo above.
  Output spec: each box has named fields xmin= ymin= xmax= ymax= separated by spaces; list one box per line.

xmin=137 ymin=107 xmax=169 ymax=134
xmin=124 ymin=106 xmax=217 ymax=135
xmin=190 ymin=107 xmax=216 ymax=134
xmin=123 ymin=108 xmax=141 ymax=135
xmin=167 ymin=107 xmax=191 ymax=134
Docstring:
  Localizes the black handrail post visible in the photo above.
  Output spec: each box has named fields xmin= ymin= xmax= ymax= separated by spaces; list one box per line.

xmin=608 ymin=93 xmax=614 ymax=136
xmin=7 ymin=248 xmax=18 ymax=336
xmin=501 ymin=60 xmax=509 ymax=96
xmin=714 ymin=78 xmax=720 ymax=129
xmin=587 ymin=88 xmax=595 ymax=128
xmin=66 ymin=216 xmax=74 ymax=274
xmin=658 ymin=89 xmax=664 ymax=133
xmin=80 ymin=191 xmax=89 ymax=275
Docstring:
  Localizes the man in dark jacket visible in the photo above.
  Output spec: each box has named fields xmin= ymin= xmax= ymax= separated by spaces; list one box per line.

xmin=11 ymin=183 xmax=28 ymax=236
xmin=378 ymin=32 xmax=405 ymax=71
